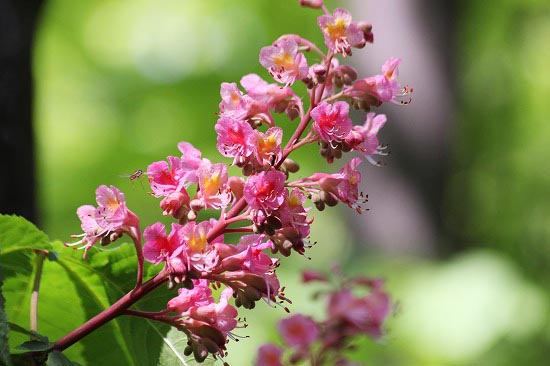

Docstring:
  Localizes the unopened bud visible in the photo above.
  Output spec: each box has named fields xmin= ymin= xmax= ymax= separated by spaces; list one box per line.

xmin=100 ymin=236 xmax=111 ymax=246
xmin=314 ymin=200 xmax=326 ymax=211
xmin=187 ymin=210 xmax=197 ymax=221
xmin=312 ymin=64 xmax=327 ymax=77
xmin=242 ymin=163 xmax=254 ymax=176
xmin=282 ymin=158 xmax=300 ymax=173
xmin=266 ymin=215 xmax=283 ymax=230
xmin=321 ymin=190 xmax=338 ymax=207
xmin=302 ymin=76 xmax=315 ymax=89
xmin=193 ymin=344 xmax=208 ymax=363
xmin=358 ymin=21 xmax=372 ymax=34
xmin=190 ymin=199 xmax=204 ymax=212
xmin=184 ymin=345 xmax=193 ymax=356
xmin=299 ymin=0 xmax=323 ymax=9
xmin=244 ymin=286 xmax=263 ymax=302
xmin=286 ymin=105 xmax=300 ymax=121
xmin=334 ymin=75 xmax=344 ymax=89
xmin=274 ymin=99 xmax=289 ymax=114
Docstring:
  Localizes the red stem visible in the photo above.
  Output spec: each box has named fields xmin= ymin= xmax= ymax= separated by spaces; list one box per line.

xmin=52 ymin=270 xmax=168 ymax=352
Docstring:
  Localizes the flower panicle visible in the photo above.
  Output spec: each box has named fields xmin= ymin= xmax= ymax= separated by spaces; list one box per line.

xmin=69 ymin=1 xmax=410 ymax=363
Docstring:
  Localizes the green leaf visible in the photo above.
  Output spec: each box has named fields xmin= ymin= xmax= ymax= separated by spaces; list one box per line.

xmin=41 ymin=241 xmax=177 ymax=365
xmin=7 ymin=322 xmax=49 ymax=343
xmin=1 ymin=216 xmax=187 ymax=365
xmin=15 ymin=340 xmax=52 ymax=352
xmin=47 ymin=350 xmax=81 ymax=366
xmin=0 ymin=215 xmax=52 ymax=258
xmin=1 ymin=276 xmax=12 ymax=366
xmin=0 ymin=215 xmax=53 ymax=358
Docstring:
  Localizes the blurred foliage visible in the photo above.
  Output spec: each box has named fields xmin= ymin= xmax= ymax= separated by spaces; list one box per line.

xmin=30 ymin=0 xmax=550 ymax=365
xmin=447 ymin=0 xmax=550 ymax=284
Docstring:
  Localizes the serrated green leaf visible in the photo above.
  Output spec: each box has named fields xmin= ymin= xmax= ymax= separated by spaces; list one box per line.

xmin=46 ymin=350 xmax=81 ymax=366
xmin=15 ymin=340 xmax=52 ymax=352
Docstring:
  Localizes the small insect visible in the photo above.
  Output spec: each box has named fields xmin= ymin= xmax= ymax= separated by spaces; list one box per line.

xmin=120 ymin=169 xmax=148 ymax=188
xmin=128 ymin=169 xmax=145 ymax=181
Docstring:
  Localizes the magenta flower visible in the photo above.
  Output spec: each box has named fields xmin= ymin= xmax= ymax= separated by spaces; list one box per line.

xmin=259 ymin=38 xmax=308 ymax=86
xmin=252 ymin=126 xmax=283 ymax=167
xmin=349 ymin=57 xmax=403 ymax=103
xmin=215 ymin=115 xmax=255 ymax=166
xmin=167 ymin=279 xmax=213 ymax=313
xmin=311 ymin=101 xmax=352 ymax=144
xmin=292 ymin=158 xmax=362 ymax=209
xmin=159 ymin=191 xmax=190 ymax=218
xmin=244 ymin=170 xmax=287 ymax=213
xmin=219 ymin=82 xmax=266 ymax=120
xmin=68 ymin=185 xmax=139 ymax=257
xmin=345 ymin=112 xmax=388 ymax=165
xmin=196 ymin=161 xmax=232 ymax=210
xmin=318 ymin=8 xmax=365 ymax=56
xmin=256 ymin=343 xmax=283 ymax=366
xmin=240 ymin=73 xmax=294 ymax=109
xmin=278 ymin=314 xmax=319 ymax=350
xmin=142 ymin=222 xmax=184 ymax=265
xmin=188 ymin=287 xmax=238 ymax=335
xmin=221 ymin=234 xmax=277 ymax=275
xmin=327 ymin=286 xmax=390 ymax=338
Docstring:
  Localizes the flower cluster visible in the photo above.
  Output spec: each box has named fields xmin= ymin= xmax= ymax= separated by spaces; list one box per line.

xmin=67 ymin=1 xmax=410 ymax=363
xmin=256 ymin=269 xmax=391 ymax=366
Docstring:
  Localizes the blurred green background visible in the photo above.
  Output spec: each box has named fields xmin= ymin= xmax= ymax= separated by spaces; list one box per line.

xmin=32 ymin=0 xmax=548 ymax=365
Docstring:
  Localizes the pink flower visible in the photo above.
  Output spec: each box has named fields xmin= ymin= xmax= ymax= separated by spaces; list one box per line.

xmin=196 ymin=161 xmax=232 ymax=209
xmin=147 ymin=142 xmax=203 ymax=198
xmin=143 ymin=222 xmax=184 ymax=265
xmin=244 ymin=170 xmax=287 ymax=213
xmin=222 ymin=234 xmax=276 ymax=275
xmin=311 ymin=101 xmax=352 ymax=144
xmin=219 ymin=82 xmax=266 ymax=120
xmin=345 ymin=112 xmax=388 ymax=165
xmin=252 ymin=126 xmax=283 ymax=167
xmin=321 ymin=157 xmax=362 ymax=207
xmin=159 ymin=190 xmax=190 ymax=218
xmin=189 ymin=287 xmax=238 ymax=335
xmin=318 ymin=8 xmax=365 ymax=56
xmin=178 ymin=219 xmax=223 ymax=274
xmin=278 ymin=314 xmax=319 ymax=350
xmin=215 ymin=116 xmax=255 ymax=166
xmin=68 ymin=185 xmax=139 ymax=257
xmin=256 ymin=344 xmax=283 ymax=366
xmin=167 ymin=279 xmax=213 ymax=313
xmin=177 ymin=142 xmax=203 ymax=175
xmin=327 ymin=287 xmax=390 ymax=339
xmin=348 ymin=57 xmax=403 ymax=103
xmin=259 ymin=38 xmax=308 ymax=86
xmin=292 ymin=158 xmax=362 ymax=209
xmin=241 ymin=74 xmax=294 ymax=109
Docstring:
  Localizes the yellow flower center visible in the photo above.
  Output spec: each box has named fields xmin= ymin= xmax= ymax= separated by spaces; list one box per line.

xmin=106 ymin=197 xmax=120 ymax=212
xmin=273 ymin=52 xmax=294 ymax=68
xmin=203 ymin=173 xmax=220 ymax=195
xmin=188 ymin=232 xmax=207 ymax=253
xmin=326 ymin=18 xmax=346 ymax=40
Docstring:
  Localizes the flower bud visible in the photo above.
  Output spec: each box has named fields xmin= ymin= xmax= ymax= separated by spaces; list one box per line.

xmin=282 ymin=158 xmax=300 ymax=173
xmin=286 ymin=105 xmax=300 ymax=121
